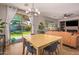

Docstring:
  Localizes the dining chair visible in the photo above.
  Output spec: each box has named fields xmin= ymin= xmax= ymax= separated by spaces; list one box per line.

xmin=0 ymin=35 xmax=5 ymax=55
xmin=23 ymin=38 xmax=36 ymax=55
xmin=43 ymin=41 xmax=59 ymax=55
xmin=0 ymin=42 xmax=4 ymax=54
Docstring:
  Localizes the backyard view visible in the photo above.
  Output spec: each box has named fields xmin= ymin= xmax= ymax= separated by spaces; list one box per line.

xmin=10 ymin=14 xmax=31 ymax=43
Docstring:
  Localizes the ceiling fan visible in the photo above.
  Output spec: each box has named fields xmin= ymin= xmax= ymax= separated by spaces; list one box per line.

xmin=63 ymin=13 xmax=74 ymax=18
xmin=24 ymin=3 xmax=40 ymax=16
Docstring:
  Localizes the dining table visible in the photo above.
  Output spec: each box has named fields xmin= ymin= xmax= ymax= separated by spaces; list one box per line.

xmin=23 ymin=34 xmax=63 ymax=55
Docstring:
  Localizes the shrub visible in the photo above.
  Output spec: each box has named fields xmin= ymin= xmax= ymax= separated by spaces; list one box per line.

xmin=38 ymin=22 xmax=45 ymax=33
xmin=24 ymin=25 xmax=31 ymax=31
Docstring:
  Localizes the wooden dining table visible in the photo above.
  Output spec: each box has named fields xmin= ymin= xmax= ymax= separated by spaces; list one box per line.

xmin=23 ymin=34 xmax=62 ymax=55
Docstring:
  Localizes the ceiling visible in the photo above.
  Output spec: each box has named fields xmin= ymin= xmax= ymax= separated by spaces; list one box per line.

xmin=3 ymin=3 xmax=79 ymax=19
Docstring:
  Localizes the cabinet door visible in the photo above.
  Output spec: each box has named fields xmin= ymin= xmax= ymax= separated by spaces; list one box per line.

xmin=70 ymin=36 xmax=77 ymax=48
xmin=60 ymin=21 xmax=65 ymax=31
xmin=77 ymin=36 xmax=79 ymax=47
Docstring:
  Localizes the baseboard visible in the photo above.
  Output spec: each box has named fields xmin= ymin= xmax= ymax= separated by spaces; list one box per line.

xmin=63 ymin=44 xmax=77 ymax=49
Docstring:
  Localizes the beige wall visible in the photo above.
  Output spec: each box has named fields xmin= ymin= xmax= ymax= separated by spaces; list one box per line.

xmin=0 ymin=4 xmax=17 ymax=45
xmin=31 ymin=15 xmax=45 ymax=34
xmin=32 ymin=15 xmax=59 ymax=34
xmin=0 ymin=4 xmax=7 ymax=21
xmin=0 ymin=4 xmax=7 ymax=40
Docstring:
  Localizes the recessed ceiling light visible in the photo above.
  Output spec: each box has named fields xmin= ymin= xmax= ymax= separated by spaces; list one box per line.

xmin=24 ymin=3 xmax=29 ymax=6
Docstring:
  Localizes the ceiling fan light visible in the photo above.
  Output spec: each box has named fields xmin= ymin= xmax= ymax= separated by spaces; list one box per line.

xmin=26 ymin=10 xmax=29 ymax=14
xmin=64 ymin=17 xmax=67 ymax=18
xmin=35 ymin=9 xmax=38 ymax=12
xmin=25 ymin=4 xmax=40 ymax=16
xmin=28 ymin=8 xmax=31 ymax=12
xmin=34 ymin=13 xmax=37 ymax=16
xmin=38 ymin=11 xmax=40 ymax=14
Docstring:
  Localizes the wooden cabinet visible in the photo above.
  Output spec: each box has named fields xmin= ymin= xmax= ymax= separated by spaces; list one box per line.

xmin=59 ymin=20 xmax=79 ymax=32
xmin=60 ymin=21 xmax=66 ymax=31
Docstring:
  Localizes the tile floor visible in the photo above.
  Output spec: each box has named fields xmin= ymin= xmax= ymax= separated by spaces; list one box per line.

xmin=4 ymin=42 xmax=79 ymax=55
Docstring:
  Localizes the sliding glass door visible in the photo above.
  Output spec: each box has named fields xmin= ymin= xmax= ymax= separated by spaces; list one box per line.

xmin=9 ymin=14 xmax=31 ymax=43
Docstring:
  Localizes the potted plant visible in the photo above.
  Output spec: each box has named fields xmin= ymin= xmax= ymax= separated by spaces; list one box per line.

xmin=0 ymin=19 xmax=5 ymax=33
xmin=38 ymin=22 xmax=45 ymax=34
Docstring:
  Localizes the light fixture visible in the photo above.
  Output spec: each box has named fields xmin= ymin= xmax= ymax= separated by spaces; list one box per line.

xmin=26 ymin=3 xmax=40 ymax=16
xmin=63 ymin=13 xmax=73 ymax=18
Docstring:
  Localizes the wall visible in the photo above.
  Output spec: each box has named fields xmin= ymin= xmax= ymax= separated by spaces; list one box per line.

xmin=32 ymin=15 xmax=59 ymax=34
xmin=31 ymin=15 xmax=45 ymax=34
xmin=0 ymin=4 xmax=7 ymax=21
xmin=0 ymin=4 xmax=17 ymax=45
xmin=0 ymin=4 xmax=7 ymax=42
xmin=44 ymin=16 xmax=59 ymax=27
xmin=44 ymin=16 xmax=58 ymax=24
xmin=44 ymin=16 xmax=59 ymax=31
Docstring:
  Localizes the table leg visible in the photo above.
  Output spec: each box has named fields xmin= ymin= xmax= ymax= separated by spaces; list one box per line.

xmin=36 ymin=48 xmax=40 ymax=55
xmin=59 ymin=39 xmax=63 ymax=54
xmin=36 ymin=48 xmax=43 ymax=55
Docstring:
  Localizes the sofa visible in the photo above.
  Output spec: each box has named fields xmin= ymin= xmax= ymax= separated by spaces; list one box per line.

xmin=46 ymin=31 xmax=79 ymax=48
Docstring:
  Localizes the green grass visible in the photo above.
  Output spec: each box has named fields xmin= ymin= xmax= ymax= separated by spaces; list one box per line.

xmin=11 ymin=31 xmax=31 ymax=39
